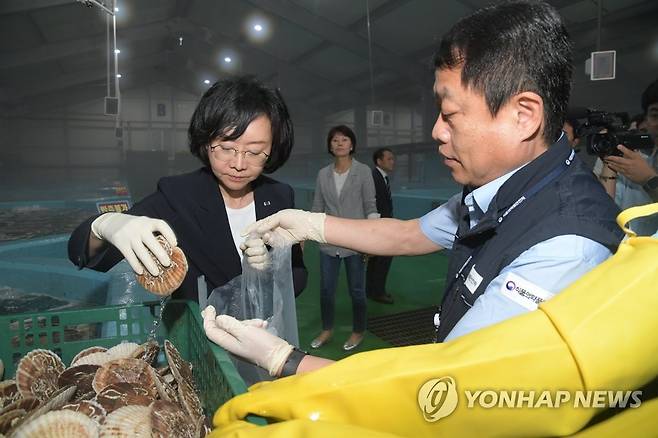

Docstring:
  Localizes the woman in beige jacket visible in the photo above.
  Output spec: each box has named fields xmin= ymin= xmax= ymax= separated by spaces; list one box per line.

xmin=310 ymin=125 xmax=378 ymax=351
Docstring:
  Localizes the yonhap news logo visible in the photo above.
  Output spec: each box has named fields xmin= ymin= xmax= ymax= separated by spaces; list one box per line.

xmin=418 ymin=376 xmax=642 ymax=422
xmin=417 ymin=377 xmax=459 ymax=422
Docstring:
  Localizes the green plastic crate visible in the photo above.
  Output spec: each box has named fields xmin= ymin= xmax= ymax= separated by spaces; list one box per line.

xmin=0 ymin=300 xmax=249 ymax=417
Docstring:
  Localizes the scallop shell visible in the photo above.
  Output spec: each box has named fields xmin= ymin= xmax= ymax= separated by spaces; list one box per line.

xmin=133 ymin=340 xmax=159 ymax=365
xmin=11 ymin=409 xmax=98 ymax=438
xmin=94 ymin=383 xmax=154 ymax=414
xmin=195 ymin=415 xmax=212 ymax=438
xmin=0 ymin=408 xmax=25 ymax=435
xmin=105 ymin=343 xmax=141 ymax=362
xmin=0 ymin=381 xmax=20 ymax=409
xmin=150 ymin=400 xmax=196 ymax=438
xmin=71 ymin=347 xmax=107 ymax=367
xmin=135 ymin=236 xmax=188 ymax=296
xmin=57 ymin=365 xmax=100 ymax=398
xmin=73 ymin=351 xmax=113 ymax=367
xmin=16 ymin=349 xmax=65 ymax=401
xmin=177 ymin=379 xmax=203 ymax=421
xmin=99 ymin=405 xmax=151 ymax=437
xmin=0 ymin=397 xmax=39 ymax=416
xmin=74 ymin=391 xmax=97 ymax=402
xmin=14 ymin=386 xmax=77 ymax=431
xmin=164 ymin=340 xmax=194 ymax=389
xmin=149 ymin=368 xmax=177 ymax=403
xmin=92 ymin=359 xmax=158 ymax=397
xmin=61 ymin=400 xmax=106 ymax=424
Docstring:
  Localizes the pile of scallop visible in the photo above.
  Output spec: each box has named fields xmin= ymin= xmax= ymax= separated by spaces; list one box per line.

xmin=0 ymin=339 xmax=211 ymax=437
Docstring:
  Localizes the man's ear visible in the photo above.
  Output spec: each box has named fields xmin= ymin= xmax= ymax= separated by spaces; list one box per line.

xmin=510 ymin=91 xmax=544 ymax=142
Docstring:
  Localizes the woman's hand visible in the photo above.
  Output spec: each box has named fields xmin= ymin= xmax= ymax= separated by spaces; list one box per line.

xmin=240 ymin=237 xmax=270 ymax=270
xmin=90 ymin=213 xmax=177 ymax=275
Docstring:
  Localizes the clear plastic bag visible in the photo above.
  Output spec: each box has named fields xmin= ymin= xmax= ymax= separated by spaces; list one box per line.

xmin=207 ymin=236 xmax=299 ymax=384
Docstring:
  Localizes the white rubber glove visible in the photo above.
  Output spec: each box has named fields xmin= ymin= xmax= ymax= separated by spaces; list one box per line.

xmin=90 ymin=213 xmax=177 ymax=276
xmin=239 ymin=237 xmax=270 ymax=270
xmin=201 ymin=306 xmax=293 ymax=377
xmin=241 ymin=209 xmax=327 ymax=246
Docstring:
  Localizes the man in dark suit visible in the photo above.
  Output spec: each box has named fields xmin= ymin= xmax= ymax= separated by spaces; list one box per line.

xmin=366 ymin=148 xmax=395 ymax=304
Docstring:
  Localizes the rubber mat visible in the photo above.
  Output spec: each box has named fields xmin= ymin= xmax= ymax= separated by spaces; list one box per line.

xmin=367 ymin=306 xmax=436 ymax=347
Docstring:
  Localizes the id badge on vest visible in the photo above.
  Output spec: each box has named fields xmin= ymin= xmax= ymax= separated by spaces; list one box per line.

xmin=464 ymin=265 xmax=483 ymax=294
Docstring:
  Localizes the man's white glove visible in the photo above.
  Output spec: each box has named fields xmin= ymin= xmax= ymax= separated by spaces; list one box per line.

xmin=90 ymin=213 xmax=177 ymax=276
xmin=201 ymin=306 xmax=293 ymax=377
xmin=241 ymin=209 xmax=326 ymax=246
xmin=239 ymin=237 xmax=270 ymax=270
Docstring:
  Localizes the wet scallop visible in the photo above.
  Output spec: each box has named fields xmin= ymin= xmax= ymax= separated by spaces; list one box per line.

xmin=72 ymin=351 xmax=113 ymax=367
xmin=92 ymin=358 xmax=157 ymax=397
xmin=11 ymin=409 xmax=99 ymax=438
xmin=94 ymin=383 xmax=154 ymax=414
xmin=149 ymin=368 xmax=177 ymax=403
xmin=135 ymin=235 xmax=188 ymax=296
xmin=0 ymin=397 xmax=40 ymax=417
xmin=16 ymin=349 xmax=65 ymax=401
xmin=99 ymin=405 xmax=151 ymax=437
xmin=133 ymin=340 xmax=159 ymax=365
xmin=105 ymin=343 xmax=141 ymax=362
xmin=0 ymin=381 xmax=20 ymax=409
xmin=177 ymin=379 xmax=203 ymax=421
xmin=71 ymin=347 xmax=107 ymax=367
xmin=57 ymin=364 xmax=99 ymax=398
xmin=15 ymin=385 xmax=77 ymax=432
xmin=164 ymin=340 xmax=194 ymax=389
xmin=61 ymin=399 xmax=106 ymax=424
xmin=0 ymin=408 xmax=26 ymax=435
xmin=150 ymin=400 xmax=196 ymax=438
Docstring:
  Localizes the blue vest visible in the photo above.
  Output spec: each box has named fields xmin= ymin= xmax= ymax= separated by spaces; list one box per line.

xmin=435 ymin=137 xmax=624 ymax=342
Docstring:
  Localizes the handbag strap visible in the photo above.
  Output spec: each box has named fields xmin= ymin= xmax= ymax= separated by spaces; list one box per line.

xmin=616 ymin=202 xmax=658 ymax=237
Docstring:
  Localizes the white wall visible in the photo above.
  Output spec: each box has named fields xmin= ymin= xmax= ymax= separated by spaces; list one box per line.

xmin=4 ymin=83 xmax=200 ymax=168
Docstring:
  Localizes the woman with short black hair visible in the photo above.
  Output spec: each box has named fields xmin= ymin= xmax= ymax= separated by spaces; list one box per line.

xmin=309 ymin=125 xmax=378 ymax=351
xmin=68 ymin=76 xmax=307 ymax=301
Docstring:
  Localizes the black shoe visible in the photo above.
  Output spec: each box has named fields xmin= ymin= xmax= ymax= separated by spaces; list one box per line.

xmin=370 ymin=293 xmax=394 ymax=304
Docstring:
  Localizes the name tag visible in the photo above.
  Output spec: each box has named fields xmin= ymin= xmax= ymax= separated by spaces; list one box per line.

xmin=464 ymin=265 xmax=483 ymax=294
xmin=500 ymin=272 xmax=555 ymax=310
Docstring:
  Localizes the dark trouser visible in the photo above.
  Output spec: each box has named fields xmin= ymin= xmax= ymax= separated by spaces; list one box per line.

xmin=319 ymin=253 xmax=367 ymax=333
xmin=366 ymin=255 xmax=392 ymax=298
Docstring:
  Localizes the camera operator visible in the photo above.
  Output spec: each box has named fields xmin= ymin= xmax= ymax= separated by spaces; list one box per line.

xmin=563 ymin=117 xmax=597 ymax=171
xmin=595 ymin=79 xmax=658 ymax=235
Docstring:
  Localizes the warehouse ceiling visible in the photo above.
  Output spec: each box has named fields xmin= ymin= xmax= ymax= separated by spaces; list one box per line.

xmin=1 ymin=0 xmax=657 ymax=118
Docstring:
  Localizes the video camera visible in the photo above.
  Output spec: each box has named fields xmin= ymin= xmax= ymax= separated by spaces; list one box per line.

xmin=568 ymin=108 xmax=654 ymax=157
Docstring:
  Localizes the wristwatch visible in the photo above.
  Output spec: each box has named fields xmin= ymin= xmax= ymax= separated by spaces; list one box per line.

xmin=642 ymin=175 xmax=658 ymax=192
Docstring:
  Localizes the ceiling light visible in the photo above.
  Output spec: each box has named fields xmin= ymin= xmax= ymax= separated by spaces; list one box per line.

xmin=116 ymin=74 xmax=122 ymax=78
xmin=224 ymin=57 xmax=232 ymax=63
xmin=204 ymin=79 xmax=210 ymax=85
xmin=114 ymin=49 xmax=120 ymax=54
xmin=114 ymin=7 xmax=119 ymax=12
xmin=246 ymin=16 xmax=270 ymax=42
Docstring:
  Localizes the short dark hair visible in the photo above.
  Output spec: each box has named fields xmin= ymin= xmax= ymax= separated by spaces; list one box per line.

xmin=433 ymin=1 xmax=572 ymax=145
xmin=641 ymin=79 xmax=658 ymax=114
xmin=373 ymin=147 xmax=393 ymax=165
xmin=326 ymin=125 xmax=356 ymax=155
xmin=188 ymin=76 xmax=293 ymax=173
xmin=563 ymin=119 xmax=580 ymax=138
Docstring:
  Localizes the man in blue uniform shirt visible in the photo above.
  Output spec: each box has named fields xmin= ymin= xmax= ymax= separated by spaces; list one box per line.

xmin=241 ymin=1 xmax=623 ymax=346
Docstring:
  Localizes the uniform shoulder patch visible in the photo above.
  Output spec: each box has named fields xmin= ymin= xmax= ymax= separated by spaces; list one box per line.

xmin=499 ymin=272 xmax=555 ymax=310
